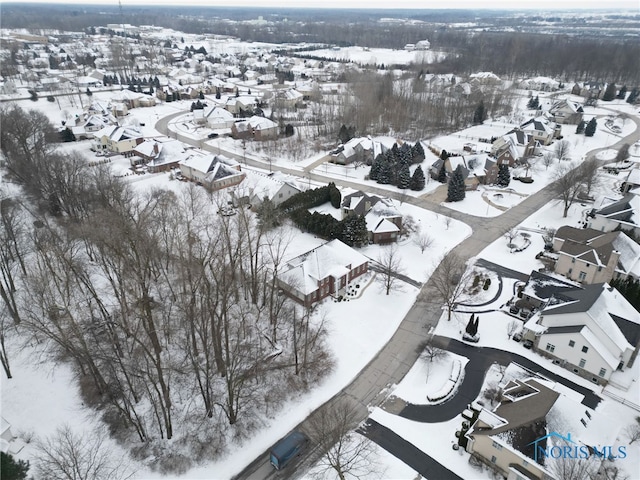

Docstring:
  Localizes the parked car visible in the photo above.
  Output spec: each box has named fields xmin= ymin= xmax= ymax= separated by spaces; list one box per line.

xmin=512 ymin=332 xmax=523 ymax=342
xmin=523 ymin=339 xmax=533 ymax=349
xmin=509 ymin=305 xmax=519 ymax=315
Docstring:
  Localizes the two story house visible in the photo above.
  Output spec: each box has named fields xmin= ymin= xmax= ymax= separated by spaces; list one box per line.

xmin=277 ymin=239 xmax=369 ymax=306
xmin=523 ymin=283 xmax=640 ymax=385
xmin=587 ymin=191 xmax=640 ymax=236
xmin=179 ymin=153 xmax=245 ymax=191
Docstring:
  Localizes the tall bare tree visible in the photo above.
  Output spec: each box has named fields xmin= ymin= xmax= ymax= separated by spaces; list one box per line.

xmin=377 ymin=245 xmax=404 ymax=295
xmin=428 ymin=253 xmax=473 ymax=321
xmin=307 ymin=399 xmax=381 ymax=480
xmin=552 ymin=158 xmax=600 ymax=218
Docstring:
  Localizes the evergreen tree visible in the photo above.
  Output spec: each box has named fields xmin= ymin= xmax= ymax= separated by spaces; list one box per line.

xmin=496 ymin=164 xmax=510 ymax=187
xmin=397 ymin=164 xmax=411 ymax=190
xmin=440 ymin=149 xmax=449 ymax=161
xmin=377 ymin=158 xmax=393 ymax=185
xmin=627 ymin=88 xmax=639 ymax=104
xmin=602 ymin=82 xmax=617 ymax=101
xmin=369 ymin=154 xmax=383 ymax=181
xmin=410 ymin=165 xmax=426 ymax=191
xmin=412 ymin=141 xmax=425 ymax=163
xmin=447 ymin=165 xmax=466 ymax=202
xmin=437 ymin=161 xmax=448 ymax=183
xmin=328 ymin=182 xmax=342 ymax=209
xmin=576 ymin=120 xmax=586 ymax=134
xmin=585 ymin=117 xmax=597 ymax=137
xmin=617 ymin=85 xmax=627 ymax=99
xmin=59 ymin=127 xmax=76 ymax=143
xmin=340 ymin=214 xmax=368 ymax=247
xmin=284 ymin=124 xmax=294 ymax=137
xmin=473 ymin=100 xmax=487 ymax=124
xmin=199 ymin=90 xmax=205 ymax=99
xmin=215 ymin=87 xmax=221 ymax=99
xmin=465 ymin=313 xmax=477 ymax=336
xmin=256 ymin=197 xmax=281 ymax=230
xmin=1 ymin=452 xmax=29 ymax=480
xmin=526 ymin=95 xmax=539 ymax=109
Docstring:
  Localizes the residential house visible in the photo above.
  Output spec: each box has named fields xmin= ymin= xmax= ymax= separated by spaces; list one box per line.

xmin=179 ymin=153 xmax=245 ymax=191
xmin=552 ymin=226 xmax=640 ymax=283
xmin=548 ymin=99 xmax=584 ymax=125
xmin=273 ymin=88 xmax=304 ymax=109
xmin=232 ymin=172 xmax=304 ymax=208
xmin=519 ymin=76 xmax=560 ymax=92
xmin=466 ymin=375 xmax=620 ymax=479
xmin=415 ymin=39 xmax=431 ymax=50
xmin=341 ymin=191 xmax=403 ymax=244
xmin=277 ymin=239 xmax=369 ymax=306
xmin=520 ymin=116 xmax=560 ymax=146
xmin=469 ymin=72 xmax=501 ymax=86
xmin=523 ymin=283 xmax=640 ymax=385
xmin=587 ymin=191 xmax=640 ymax=237
xmin=200 ymin=106 xmax=235 ymax=130
xmin=231 ymin=116 xmax=278 ymax=140
xmin=330 ymin=137 xmax=381 ymax=165
xmin=621 ymin=168 xmax=640 ymax=194
xmin=490 ymin=129 xmax=537 ymax=166
xmin=429 ymin=155 xmax=484 ymax=190
xmin=514 ymin=270 xmax=580 ymax=312
xmin=145 ymin=140 xmax=193 ymax=173
xmin=131 ymin=140 xmax=162 ymax=167
xmin=93 ymin=126 xmax=143 ymax=156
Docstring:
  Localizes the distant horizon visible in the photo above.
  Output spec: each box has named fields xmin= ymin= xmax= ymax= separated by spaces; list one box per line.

xmin=2 ymin=0 xmax=638 ymax=10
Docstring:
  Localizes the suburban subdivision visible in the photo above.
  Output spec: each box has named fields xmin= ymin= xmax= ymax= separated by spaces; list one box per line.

xmin=1 ymin=4 xmax=639 ymax=480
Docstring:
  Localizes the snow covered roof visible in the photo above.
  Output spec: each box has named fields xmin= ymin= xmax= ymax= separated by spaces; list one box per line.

xmin=133 ymin=139 xmax=162 ymax=159
xmin=234 ymin=115 xmax=277 ymax=132
xmin=278 ymin=239 xmax=369 ymax=295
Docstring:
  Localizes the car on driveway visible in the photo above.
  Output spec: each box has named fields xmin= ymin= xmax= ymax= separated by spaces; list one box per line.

xmin=512 ymin=332 xmax=522 ymax=342
xmin=523 ymin=339 xmax=533 ymax=349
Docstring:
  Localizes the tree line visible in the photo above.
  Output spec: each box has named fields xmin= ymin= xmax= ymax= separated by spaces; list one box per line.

xmin=0 ymin=105 xmax=332 ymax=473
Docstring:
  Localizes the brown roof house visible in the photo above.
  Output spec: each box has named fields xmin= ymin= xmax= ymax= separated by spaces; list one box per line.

xmin=552 ymin=226 xmax=640 ymax=284
xmin=341 ymin=191 xmax=402 ymax=244
xmin=466 ymin=374 xmax=620 ymax=479
xmin=231 ymin=115 xmax=278 ymax=140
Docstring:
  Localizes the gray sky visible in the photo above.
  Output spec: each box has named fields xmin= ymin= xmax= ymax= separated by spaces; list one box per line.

xmin=13 ymin=0 xmax=640 ymax=9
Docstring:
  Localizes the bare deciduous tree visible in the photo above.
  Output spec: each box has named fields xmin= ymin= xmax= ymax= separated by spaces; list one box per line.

xmin=414 ymin=231 xmax=434 ymax=254
xmin=507 ymin=320 xmax=520 ymax=339
xmin=555 ymin=139 xmax=572 ymax=161
xmin=307 ymin=399 xmax=382 ymax=480
xmin=504 ymin=228 xmax=518 ymax=253
xmin=543 ymin=152 xmax=555 ymax=170
xmin=376 ymin=245 xmax=404 ymax=295
xmin=34 ymin=425 xmax=135 ymax=480
xmin=552 ymin=158 xmax=600 ymax=218
xmin=428 ymin=253 xmax=472 ymax=321
xmin=625 ymin=416 xmax=640 ymax=444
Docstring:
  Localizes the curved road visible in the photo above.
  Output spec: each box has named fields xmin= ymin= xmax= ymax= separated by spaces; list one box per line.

xmin=154 ymin=109 xmax=640 ymax=480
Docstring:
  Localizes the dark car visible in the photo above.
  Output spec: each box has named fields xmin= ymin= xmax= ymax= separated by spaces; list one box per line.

xmin=523 ymin=339 xmax=533 ymax=349
xmin=509 ymin=305 xmax=519 ymax=315
xmin=512 ymin=332 xmax=522 ymax=342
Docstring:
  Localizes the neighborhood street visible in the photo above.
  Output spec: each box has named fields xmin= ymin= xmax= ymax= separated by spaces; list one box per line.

xmin=157 ymin=112 xmax=640 ymax=480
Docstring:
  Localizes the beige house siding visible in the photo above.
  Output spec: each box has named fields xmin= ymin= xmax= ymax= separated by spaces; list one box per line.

xmin=468 ymin=435 xmax=548 ymax=480
xmin=554 ymin=252 xmax=618 ymax=284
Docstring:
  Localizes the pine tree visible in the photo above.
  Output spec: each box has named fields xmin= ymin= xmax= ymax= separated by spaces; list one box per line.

xmin=397 ymin=164 xmax=411 ymax=189
xmin=473 ymin=100 xmax=487 ymax=124
xmin=526 ymin=95 xmax=539 ymax=109
xmin=1 ymin=452 xmax=29 ymax=480
xmin=602 ymin=83 xmax=617 ymax=101
xmin=440 ymin=149 xmax=449 ymax=161
xmin=585 ymin=117 xmax=597 ymax=137
xmin=377 ymin=159 xmax=392 ymax=184
xmin=369 ymin=154 xmax=383 ymax=181
xmin=328 ymin=182 xmax=342 ymax=208
xmin=465 ymin=313 xmax=476 ymax=336
xmin=447 ymin=165 xmax=466 ymax=202
xmin=412 ymin=141 xmax=425 ymax=163
xmin=410 ymin=166 xmax=426 ymax=191
xmin=496 ymin=164 xmax=510 ymax=187
xmin=437 ymin=161 xmax=448 ymax=183
xmin=627 ymin=88 xmax=639 ymax=104
xmin=576 ymin=120 xmax=586 ymax=134
xmin=340 ymin=214 xmax=368 ymax=247
xmin=617 ymin=85 xmax=627 ymax=99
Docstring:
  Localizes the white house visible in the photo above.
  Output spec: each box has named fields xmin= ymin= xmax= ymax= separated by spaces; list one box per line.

xmin=179 ymin=153 xmax=244 ymax=191
xmin=587 ymin=191 xmax=640 ymax=236
xmin=523 ymin=283 xmax=640 ymax=385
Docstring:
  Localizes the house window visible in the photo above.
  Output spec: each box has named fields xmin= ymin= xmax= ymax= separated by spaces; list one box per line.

xmin=569 ymin=340 xmax=575 ymax=347
xmin=579 ymin=358 xmax=586 ymax=368
xmin=492 ymin=440 xmax=502 ymax=450
xmin=582 ymin=346 xmax=588 ymax=353
xmin=546 ymin=343 xmax=555 ymax=353
xmin=571 ymin=258 xmax=576 ymax=263
xmin=568 ymin=268 xmax=573 ymax=275
xmin=579 ymin=271 xmax=587 ymax=281
xmin=491 ymin=455 xmax=497 ymax=464
xmin=523 ymin=460 xmax=529 ymax=467
xmin=597 ymin=266 xmax=602 ymax=272
xmin=599 ymin=368 xmax=606 ymax=377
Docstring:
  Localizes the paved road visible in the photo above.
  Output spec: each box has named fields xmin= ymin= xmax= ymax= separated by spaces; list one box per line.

xmin=158 ymin=109 xmax=640 ymax=480
xmin=358 ymin=420 xmax=463 ymax=480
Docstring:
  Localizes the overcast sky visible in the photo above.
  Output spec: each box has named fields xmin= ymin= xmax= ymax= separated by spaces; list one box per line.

xmin=12 ymin=0 xmax=640 ymax=9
